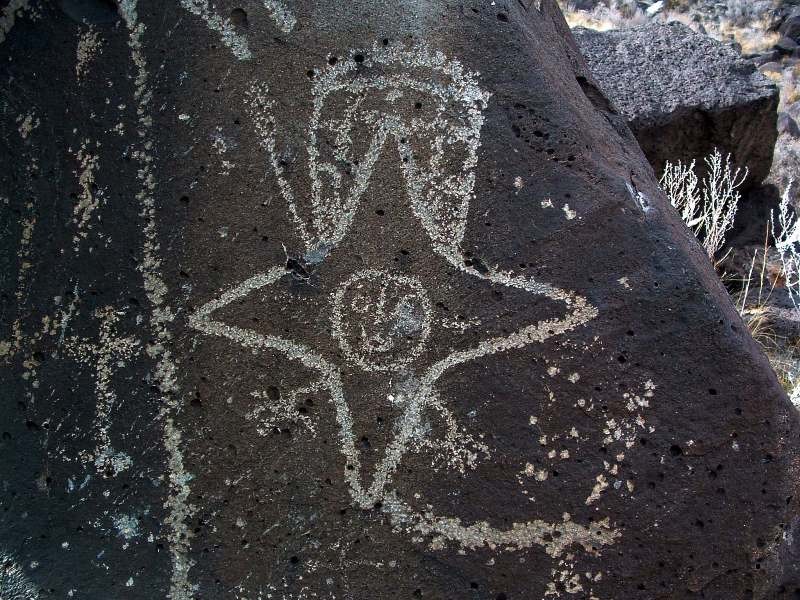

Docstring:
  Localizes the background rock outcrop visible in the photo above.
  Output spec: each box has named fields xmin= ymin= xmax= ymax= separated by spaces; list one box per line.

xmin=575 ymin=21 xmax=779 ymax=191
xmin=0 ymin=1 xmax=798 ymax=598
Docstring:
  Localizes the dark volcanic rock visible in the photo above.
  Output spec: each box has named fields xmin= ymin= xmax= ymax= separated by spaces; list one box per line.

xmin=574 ymin=21 xmax=779 ymax=191
xmin=752 ymin=49 xmax=781 ymax=66
xmin=1 ymin=1 xmax=798 ymax=599
xmin=779 ymin=112 xmax=800 ymax=138
xmin=776 ymin=35 xmax=800 ymax=55
xmin=780 ymin=9 xmax=800 ymax=42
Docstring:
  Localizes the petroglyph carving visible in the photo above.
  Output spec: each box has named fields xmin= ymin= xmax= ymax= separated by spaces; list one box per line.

xmin=189 ymin=42 xmax=619 ymax=566
xmin=64 ymin=307 xmax=139 ymax=476
xmin=178 ymin=0 xmax=296 ymax=60
xmin=118 ymin=3 xmax=194 ymax=598
xmin=246 ymin=41 xmax=488 ymax=264
xmin=331 ymin=270 xmax=432 ymax=372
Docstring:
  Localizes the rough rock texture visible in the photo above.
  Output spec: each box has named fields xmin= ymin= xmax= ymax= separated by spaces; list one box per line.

xmin=1 ymin=1 xmax=799 ymax=599
xmin=780 ymin=8 xmax=800 ymax=42
xmin=574 ymin=21 xmax=779 ymax=190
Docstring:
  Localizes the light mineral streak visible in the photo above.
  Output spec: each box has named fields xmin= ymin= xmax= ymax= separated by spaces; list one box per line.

xmin=17 ymin=113 xmax=38 ymax=139
xmin=178 ymin=0 xmax=252 ymax=60
xmin=118 ymin=2 xmax=193 ymax=597
xmin=0 ymin=203 xmax=36 ymax=361
xmin=72 ymin=141 xmax=101 ymax=251
xmin=262 ymin=0 xmax=296 ymax=33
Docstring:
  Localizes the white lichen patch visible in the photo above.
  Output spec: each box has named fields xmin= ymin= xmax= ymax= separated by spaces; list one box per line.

xmin=562 ymin=203 xmax=577 ymax=220
xmin=440 ymin=314 xmax=480 ymax=332
xmin=249 ymin=385 xmax=318 ymax=436
xmin=541 ymin=198 xmax=553 ymax=208
xmin=76 ymin=27 xmax=102 ymax=80
xmin=17 ymin=112 xmax=39 ymax=139
xmin=71 ymin=140 xmax=103 ymax=251
xmin=112 ymin=513 xmax=141 ymax=540
xmin=262 ymin=0 xmax=296 ymax=33
xmin=585 ymin=474 xmax=609 ymax=505
xmin=520 ymin=462 xmax=549 ymax=483
xmin=211 ymin=128 xmax=236 ymax=175
xmin=581 ymin=378 xmax=658 ymax=505
xmin=545 ymin=558 xmax=604 ymax=599
xmin=0 ymin=550 xmax=38 ymax=600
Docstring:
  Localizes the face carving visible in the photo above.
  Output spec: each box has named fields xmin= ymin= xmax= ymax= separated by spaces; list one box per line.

xmin=331 ymin=270 xmax=432 ymax=372
xmin=245 ymin=42 xmax=490 ymax=265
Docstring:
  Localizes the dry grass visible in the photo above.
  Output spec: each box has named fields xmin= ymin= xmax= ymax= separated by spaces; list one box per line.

xmin=733 ymin=248 xmax=778 ymax=349
xmin=722 ymin=23 xmax=779 ymax=55
xmin=560 ymin=0 xmax=780 ymax=55
xmin=560 ymin=1 xmax=648 ymax=30
xmin=563 ymin=0 xmax=800 ymax=406
xmin=731 ymin=251 xmax=800 ymax=401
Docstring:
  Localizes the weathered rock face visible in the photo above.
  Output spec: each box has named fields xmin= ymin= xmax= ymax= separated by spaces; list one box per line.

xmin=574 ymin=22 xmax=779 ymax=190
xmin=1 ymin=1 xmax=798 ymax=599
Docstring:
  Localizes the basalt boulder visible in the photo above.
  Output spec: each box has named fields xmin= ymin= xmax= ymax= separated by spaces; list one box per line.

xmin=0 ymin=1 xmax=798 ymax=599
xmin=574 ymin=21 xmax=780 ymax=191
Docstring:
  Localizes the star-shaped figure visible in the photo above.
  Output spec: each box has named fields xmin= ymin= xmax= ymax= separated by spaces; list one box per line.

xmin=189 ymin=40 xmax=615 ymax=559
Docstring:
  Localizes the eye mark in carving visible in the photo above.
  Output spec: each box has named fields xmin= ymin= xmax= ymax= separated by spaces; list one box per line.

xmin=331 ymin=270 xmax=432 ymax=373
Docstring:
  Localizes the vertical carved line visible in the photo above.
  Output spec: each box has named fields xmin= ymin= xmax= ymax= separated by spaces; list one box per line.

xmin=118 ymin=2 xmax=195 ymax=597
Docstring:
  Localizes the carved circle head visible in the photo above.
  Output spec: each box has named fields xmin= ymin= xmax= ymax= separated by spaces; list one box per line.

xmin=331 ymin=270 xmax=433 ymax=372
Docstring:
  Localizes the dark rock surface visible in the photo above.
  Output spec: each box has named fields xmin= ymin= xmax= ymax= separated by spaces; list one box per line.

xmin=779 ymin=8 xmax=800 ymax=42
xmin=752 ymin=49 xmax=781 ymax=66
xmin=779 ymin=112 xmax=800 ymax=138
xmin=776 ymin=34 xmax=800 ymax=55
xmin=0 ymin=1 xmax=798 ymax=599
xmin=574 ymin=21 xmax=779 ymax=191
